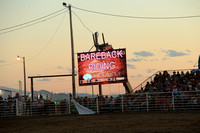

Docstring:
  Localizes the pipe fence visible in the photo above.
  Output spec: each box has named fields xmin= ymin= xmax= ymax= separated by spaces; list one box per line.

xmin=1 ymin=91 xmax=200 ymax=117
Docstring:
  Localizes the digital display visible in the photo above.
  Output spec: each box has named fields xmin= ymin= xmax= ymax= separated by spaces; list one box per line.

xmin=77 ymin=48 xmax=127 ymax=86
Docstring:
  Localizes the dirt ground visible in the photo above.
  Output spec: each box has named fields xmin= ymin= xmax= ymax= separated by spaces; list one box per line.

xmin=1 ymin=111 xmax=200 ymax=133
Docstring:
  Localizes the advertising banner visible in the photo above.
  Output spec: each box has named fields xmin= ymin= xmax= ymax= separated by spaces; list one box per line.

xmin=77 ymin=48 xmax=127 ymax=86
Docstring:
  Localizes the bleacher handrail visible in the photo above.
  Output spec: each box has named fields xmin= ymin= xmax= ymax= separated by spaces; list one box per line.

xmin=133 ymin=71 xmax=160 ymax=91
xmin=132 ymin=68 xmax=199 ymax=91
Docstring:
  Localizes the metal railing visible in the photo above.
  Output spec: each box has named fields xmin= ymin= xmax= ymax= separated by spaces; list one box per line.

xmin=0 ymin=99 xmax=70 ymax=117
xmin=1 ymin=90 xmax=200 ymax=117
xmin=82 ymin=91 xmax=200 ymax=113
xmin=133 ymin=68 xmax=199 ymax=91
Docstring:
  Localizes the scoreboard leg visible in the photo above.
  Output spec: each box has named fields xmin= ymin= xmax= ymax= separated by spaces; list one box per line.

xmin=99 ymin=84 xmax=102 ymax=95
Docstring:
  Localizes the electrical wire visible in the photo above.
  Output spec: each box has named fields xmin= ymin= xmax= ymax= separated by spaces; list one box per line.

xmin=0 ymin=61 xmax=19 ymax=67
xmin=71 ymin=11 xmax=95 ymax=52
xmin=0 ymin=8 xmax=67 ymax=32
xmin=72 ymin=6 xmax=200 ymax=19
xmin=89 ymin=45 xmax=95 ymax=52
xmin=72 ymin=11 xmax=94 ymax=34
xmin=0 ymin=13 xmax=67 ymax=66
xmin=0 ymin=10 xmax=67 ymax=35
xmin=28 ymin=13 xmax=66 ymax=61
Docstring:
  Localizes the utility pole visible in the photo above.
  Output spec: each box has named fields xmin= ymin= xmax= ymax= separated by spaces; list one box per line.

xmin=93 ymin=32 xmax=102 ymax=96
xmin=63 ymin=3 xmax=76 ymax=98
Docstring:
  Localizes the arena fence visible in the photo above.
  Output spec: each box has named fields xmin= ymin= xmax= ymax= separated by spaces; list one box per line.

xmin=0 ymin=91 xmax=200 ymax=117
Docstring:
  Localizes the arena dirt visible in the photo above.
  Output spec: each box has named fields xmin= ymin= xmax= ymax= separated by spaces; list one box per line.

xmin=1 ymin=111 xmax=200 ymax=133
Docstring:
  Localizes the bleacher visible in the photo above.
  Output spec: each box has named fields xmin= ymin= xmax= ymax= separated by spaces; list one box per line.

xmin=1 ymin=69 xmax=199 ymax=117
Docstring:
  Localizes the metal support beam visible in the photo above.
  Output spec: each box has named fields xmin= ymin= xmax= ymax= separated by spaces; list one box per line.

xmin=28 ymin=74 xmax=76 ymax=101
xmin=99 ymin=84 xmax=102 ymax=96
xmin=31 ymin=78 xmax=33 ymax=101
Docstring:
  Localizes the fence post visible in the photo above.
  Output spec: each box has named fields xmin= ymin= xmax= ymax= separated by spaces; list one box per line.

xmin=16 ymin=99 xmax=19 ymax=116
xmin=55 ymin=104 xmax=57 ymax=115
xmin=172 ymin=92 xmax=175 ymax=111
xmin=96 ymin=96 xmax=99 ymax=114
xmin=30 ymin=101 xmax=32 ymax=116
xmin=146 ymin=92 xmax=149 ymax=112
xmin=121 ymin=95 xmax=124 ymax=112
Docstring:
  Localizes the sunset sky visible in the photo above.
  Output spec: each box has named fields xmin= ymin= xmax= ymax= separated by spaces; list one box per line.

xmin=0 ymin=0 xmax=200 ymax=96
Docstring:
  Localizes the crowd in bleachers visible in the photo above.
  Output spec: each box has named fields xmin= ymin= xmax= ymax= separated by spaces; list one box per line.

xmin=1 ymin=70 xmax=200 ymax=116
xmin=137 ymin=70 xmax=200 ymax=93
xmin=75 ymin=70 xmax=200 ymax=112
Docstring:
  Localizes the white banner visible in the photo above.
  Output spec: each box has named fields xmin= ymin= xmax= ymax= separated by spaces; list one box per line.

xmin=72 ymin=99 xmax=95 ymax=115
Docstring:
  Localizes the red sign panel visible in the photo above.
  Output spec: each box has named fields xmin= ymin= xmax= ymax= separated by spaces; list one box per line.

xmin=77 ymin=48 xmax=127 ymax=86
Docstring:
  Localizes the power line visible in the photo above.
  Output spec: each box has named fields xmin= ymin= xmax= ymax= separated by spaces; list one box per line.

xmin=72 ymin=6 xmax=200 ymax=19
xmin=0 ymin=13 xmax=66 ymax=66
xmin=89 ymin=45 xmax=95 ymax=52
xmin=0 ymin=8 xmax=67 ymax=32
xmin=71 ymin=11 xmax=95 ymax=52
xmin=72 ymin=11 xmax=94 ymax=34
xmin=0 ymin=61 xmax=18 ymax=67
xmin=0 ymin=9 xmax=67 ymax=35
xmin=28 ymin=14 xmax=66 ymax=61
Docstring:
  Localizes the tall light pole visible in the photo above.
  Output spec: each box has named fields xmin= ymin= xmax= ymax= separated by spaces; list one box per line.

xmin=63 ymin=3 xmax=76 ymax=98
xmin=17 ymin=56 xmax=27 ymax=102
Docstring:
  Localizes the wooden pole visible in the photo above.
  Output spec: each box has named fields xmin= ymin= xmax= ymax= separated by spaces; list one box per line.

xmin=68 ymin=5 xmax=76 ymax=98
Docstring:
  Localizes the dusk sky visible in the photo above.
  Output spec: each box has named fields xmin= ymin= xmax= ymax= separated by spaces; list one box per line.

xmin=0 ymin=0 xmax=200 ymax=96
